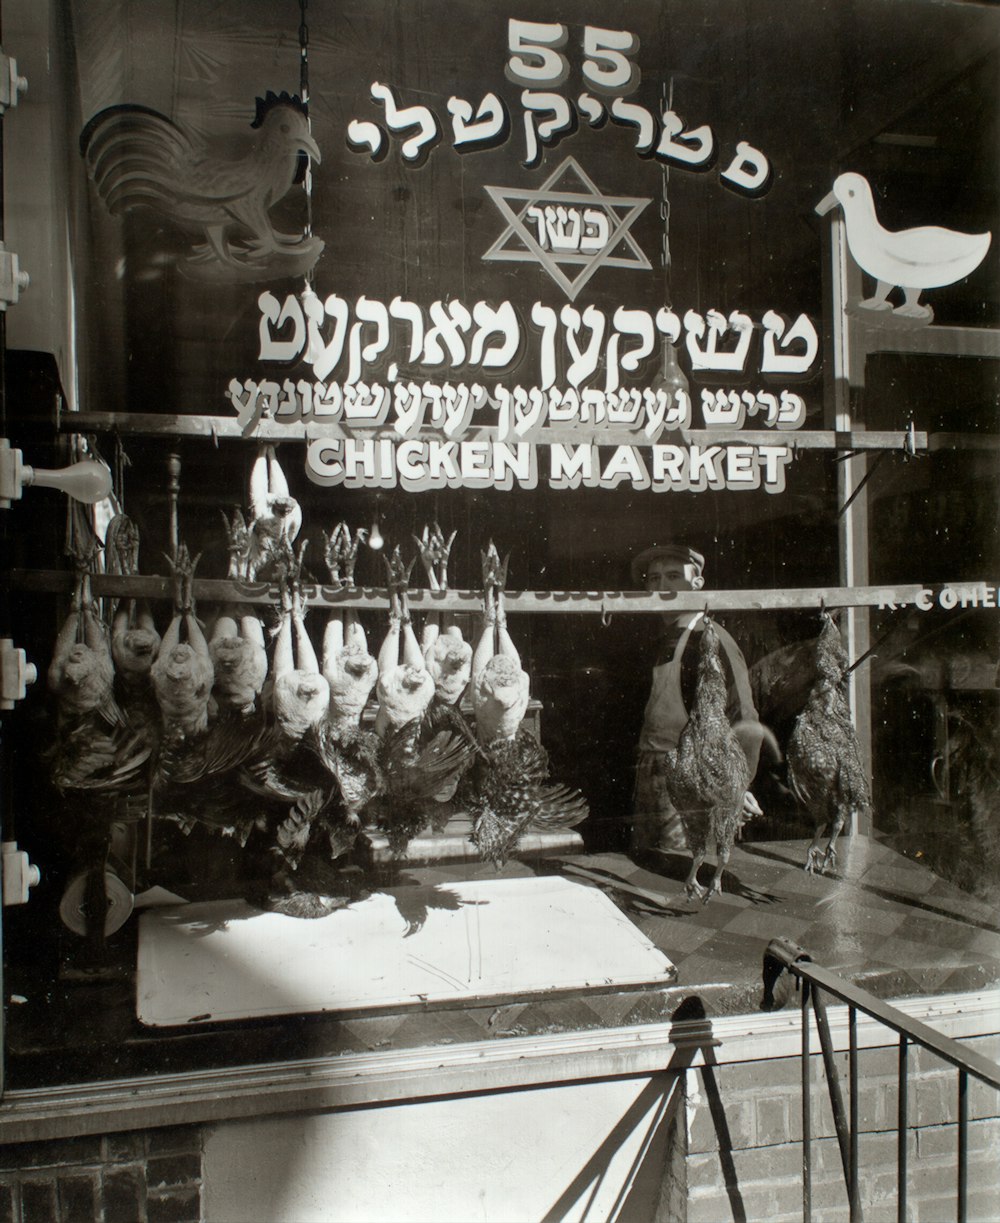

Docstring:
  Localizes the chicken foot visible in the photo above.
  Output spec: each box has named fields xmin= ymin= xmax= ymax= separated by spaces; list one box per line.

xmin=323 ymin=521 xmax=368 ymax=589
xmin=804 ymin=809 xmax=847 ymax=874
xmin=684 ymin=839 xmax=730 ymax=903
xmin=414 ymin=522 xmax=457 ymax=592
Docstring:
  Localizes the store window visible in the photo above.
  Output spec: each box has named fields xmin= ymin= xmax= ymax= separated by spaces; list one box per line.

xmin=1 ymin=0 xmax=996 ymax=1095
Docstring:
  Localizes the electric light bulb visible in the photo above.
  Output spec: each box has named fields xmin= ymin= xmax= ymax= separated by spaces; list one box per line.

xmin=652 ymin=337 xmax=690 ymax=403
xmin=23 ymin=459 xmax=113 ymax=504
xmin=368 ymin=518 xmax=384 ymax=550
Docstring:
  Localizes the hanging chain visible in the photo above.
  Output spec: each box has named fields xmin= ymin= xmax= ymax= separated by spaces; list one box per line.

xmin=113 ymin=432 xmax=131 ymax=511
xmin=298 ymin=0 xmax=314 ymax=274
xmin=660 ymin=76 xmax=673 ymax=306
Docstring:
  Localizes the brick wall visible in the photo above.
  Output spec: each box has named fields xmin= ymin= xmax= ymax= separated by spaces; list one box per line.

xmin=687 ymin=1033 xmax=1000 ymax=1223
xmin=0 ymin=1125 xmax=203 ymax=1223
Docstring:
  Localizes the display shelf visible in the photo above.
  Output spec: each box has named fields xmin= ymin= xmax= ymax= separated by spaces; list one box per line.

xmin=60 ymin=411 xmax=930 ymax=451
xmin=10 ymin=569 xmax=996 ymax=613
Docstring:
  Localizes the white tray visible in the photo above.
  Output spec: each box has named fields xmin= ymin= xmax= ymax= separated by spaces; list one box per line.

xmin=136 ymin=875 xmax=675 ymax=1026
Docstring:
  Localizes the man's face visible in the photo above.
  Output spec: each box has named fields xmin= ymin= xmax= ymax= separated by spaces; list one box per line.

xmin=645 ymin=558 xmax=704 ymax=592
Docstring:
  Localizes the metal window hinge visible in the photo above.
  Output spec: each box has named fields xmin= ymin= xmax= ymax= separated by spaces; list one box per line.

xmin=0 ymin=638 xmax=37 ymax=709
xmin=0 ymin=48 xmax=28 ymax=112
xmin=0 ymin=242 xmax=30 ymax=310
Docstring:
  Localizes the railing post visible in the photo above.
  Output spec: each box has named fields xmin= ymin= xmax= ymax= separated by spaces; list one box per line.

xmin=957 ymin=1069 xmax=968 ymax=1223
xmin=802 ymin=977 xmax=812 ymax=1223
xmin=849 ymin=1006 xmax=861 ymax=1223
xmin=898 ymin=1034 xmax=908 ymax=1223
xmin=812 ymin=985 xmax=859 ymax=1218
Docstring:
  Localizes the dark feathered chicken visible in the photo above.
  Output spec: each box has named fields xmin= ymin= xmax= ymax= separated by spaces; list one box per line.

xmin=663 ymin=618 xmax=753 ymax=901
xmin=154 ymin=711 xmax=270 ymax=845
xmin=369 ymin=719 xmax=474 ymax=855
xmin=787 ymin=614 xmax=871 ymax=873
xmin=459 ymin=728 xmax=588 ymax=868
xmin=309 ymin=718 xmax=384 ymax=824
xmin=80 ymin=93 xmax=321 ymax=269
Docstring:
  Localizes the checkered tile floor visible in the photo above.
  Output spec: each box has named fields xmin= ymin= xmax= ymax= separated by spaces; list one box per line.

xmin=534 ymin=837 xmax=1000 ymax=1017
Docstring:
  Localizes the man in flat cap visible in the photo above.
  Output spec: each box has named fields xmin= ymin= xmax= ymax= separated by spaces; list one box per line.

xmin=630 ymin=543 xmax=761 ymax=854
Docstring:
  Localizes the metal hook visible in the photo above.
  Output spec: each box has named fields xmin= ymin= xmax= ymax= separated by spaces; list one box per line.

xmin=600 ymin=600 xmax=612 ymax=628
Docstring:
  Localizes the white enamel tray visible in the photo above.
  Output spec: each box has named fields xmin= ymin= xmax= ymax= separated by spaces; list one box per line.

xmin=136 ymin=875 xmax=675 ymax=1026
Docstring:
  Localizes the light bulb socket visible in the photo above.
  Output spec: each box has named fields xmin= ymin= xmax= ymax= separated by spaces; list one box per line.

xmin=0 ymin=440 xmax=113 ymax=506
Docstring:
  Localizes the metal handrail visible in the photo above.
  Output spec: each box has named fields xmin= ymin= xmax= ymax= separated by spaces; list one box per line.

xmin=763 ymin=937 xmax=1000 ymax=1223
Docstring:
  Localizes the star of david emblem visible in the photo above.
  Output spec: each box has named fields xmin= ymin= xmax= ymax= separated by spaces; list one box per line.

xmin=483 ymin=156 xmax=651 ymax=300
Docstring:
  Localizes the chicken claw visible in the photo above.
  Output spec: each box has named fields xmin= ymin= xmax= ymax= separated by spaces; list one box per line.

xmin=164 ymin=543 xmax=200 ymax=613
xmin=106 ymin=514 xmax=141 ymax=577
xmin=383 ymin=546 xmax=416 ymax=621
xmin=221 ymin=509 xmax=252 ymax=579
xmin=323 ymin=522 xmax=367 ymax=588
xmin=414 ymin=522 xmax=457 ymax=590
xmin=68 ymin=545 xmax=102 ymax=614
xmin=383 ymin=545 xmax=416 ymax=594
xmin=480 ymin=540 xmax=510 ymax=620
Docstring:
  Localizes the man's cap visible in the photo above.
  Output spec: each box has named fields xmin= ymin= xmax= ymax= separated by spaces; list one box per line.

xmin=631 ymin=543 xmax=706 ymax=586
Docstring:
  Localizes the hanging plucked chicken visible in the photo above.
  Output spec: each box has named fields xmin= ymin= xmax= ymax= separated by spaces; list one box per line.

xmin=245 ymin=445 xmax=303 ymax=582
xmin=413 ymin=522 xmax=475 ymax=747
xmin=238 ymin=545 xmax=371 ymax=915
xmin=45 ymin=549 xmax=150 ymax=952
xmin=307 ymin=524 xmax=383 ymax=826
xmin=106 ymin=512 xmax=161 ymax=735
xmin=209 ymin=509 xmax=268 ymax=717
xmin=458 ymin=543 xmax=587 ymax=869
xmin=46 ymin=548 xmax=149 ymax=795
xmin=366 ymin=547 xmax=473 ymax=855
xmin=786 ymin=613 xmax=871 ymax=873
xmin=150 ymin=544 xmax=267 ymax=847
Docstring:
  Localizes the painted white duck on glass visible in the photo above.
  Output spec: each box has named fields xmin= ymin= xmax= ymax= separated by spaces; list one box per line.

xmin=816 ymin=172 xmax=991 ymax=323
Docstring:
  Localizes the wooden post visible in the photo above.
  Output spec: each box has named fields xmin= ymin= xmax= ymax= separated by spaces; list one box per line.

xmin=166 ymin=453 xmax=181 ymax=563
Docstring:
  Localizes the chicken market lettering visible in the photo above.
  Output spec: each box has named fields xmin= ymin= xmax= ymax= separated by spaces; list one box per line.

xmin=345 ymin=20 xmax=771 ymax=192
xmin=227 ymin=377 xmax=806 ymax=438
xmin=248 ymin=290 xmax=819 ymax=388
xmin=304 ymin=438 xmax=792 ymax=494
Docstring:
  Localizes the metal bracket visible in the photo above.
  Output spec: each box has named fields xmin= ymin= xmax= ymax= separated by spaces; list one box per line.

xmin=0 ymin=637 xmax=38 ymax=709
xmin=0 ymin=48 xmax=28 ymax=113
xmin=0 ymin=241 xmax=30 ymax=310
xmin=2 ymin=841 xmax=41 ymax=906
